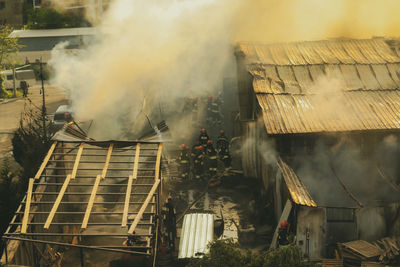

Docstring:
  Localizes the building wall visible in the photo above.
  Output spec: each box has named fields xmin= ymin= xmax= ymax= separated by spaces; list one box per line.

xmin=296 ymin=207 xmax=326 ymax=258
xmin=357 ymin=207 xmax=387 ymax=241
xmin=0 ymin=0 xmax=23 ymax=26
xmin=235 ymin=55 xmax=255 ymax=121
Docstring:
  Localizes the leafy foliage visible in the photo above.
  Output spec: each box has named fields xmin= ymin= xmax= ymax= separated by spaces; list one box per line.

xmin=12 ymin=101 xmax=57 ymax=184
xmin=188 ymin=239 xmax=311 ymax=267
xmin=0 ymin=25 xmax=22 ymax=68
xmin=27 ymin=8 xmax=91 ymax=29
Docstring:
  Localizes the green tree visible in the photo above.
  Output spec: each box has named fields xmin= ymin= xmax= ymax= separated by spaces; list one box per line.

xmin=189 ymin=239 xmax=311 ymax=267
xmin=0 ymin=25 xmax=22 ymax=68
xmin=12 ymin=101 xmax=57 ymax=185
xmin=27 ymin=8 xmax=91 ymax=29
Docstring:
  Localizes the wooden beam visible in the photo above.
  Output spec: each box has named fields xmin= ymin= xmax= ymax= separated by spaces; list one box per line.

xmin=269 ymin=199 xmax=292 ymax=250
xmin=71 ymin=143 xmax=84 ymax=179
xmin=34 ymin=142 xmax=57 ymax=179
xmin=154 ymin=143 xmax=163 ymax=181
xmin=44 ymin=175 xmax=71 ymax=229
xmin=21 ymin=178 xmax=34 ymax=233
xmin=81 ymin=175 xmax=102 ymax=229
xmin=122 ymin=144 xmax=141 ymax=227
xmin=128 ymin=179 xmax=160 ymax=234
xmin=146 ymin=196 xmax=155 ymax=247
xmin=101 ymin=144 xmax=113 ymax=178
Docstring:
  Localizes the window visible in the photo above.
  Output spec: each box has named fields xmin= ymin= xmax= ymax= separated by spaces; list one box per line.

xmin=0 ymin=2 xmax=5 ymax=10
xmin=6 ymin=75 xmax=13 ymax=81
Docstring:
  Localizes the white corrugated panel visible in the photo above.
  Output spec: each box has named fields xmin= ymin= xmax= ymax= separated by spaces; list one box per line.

xmin=178 ymin=213 xmax=214 ymax=259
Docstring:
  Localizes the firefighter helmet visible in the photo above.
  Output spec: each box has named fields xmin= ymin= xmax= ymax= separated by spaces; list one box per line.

xmin=214 ymin=96 xmax=219 ymax=101
xmin=220 ymin=129 xmax=225 ymax=135
xmin=207 ymin=140 xmax=212 ymax=145
xmin=197 ymin=145 xmax=204 ymax=151
xmin=280 ymin=220 xmax=288 ymax=229
xmin=180 ymin=144 xmax=187 ymax=149
xmin=201 ymin=128 xmax=206 ymax=134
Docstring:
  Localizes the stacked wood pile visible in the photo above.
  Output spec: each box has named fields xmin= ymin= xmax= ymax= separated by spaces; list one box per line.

xmin=338 ymin=237 xmax=400 ymax=266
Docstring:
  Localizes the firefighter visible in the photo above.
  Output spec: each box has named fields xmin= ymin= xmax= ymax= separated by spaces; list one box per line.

xmin=20 ymin=80 xmax=28 ymax=97
xmin=216 ymin=129 xmax=229 ymax=153
xmin=162 ymin=196 xmax=176 ymax=250
xmin=219 ymin=145 xmax=231 ymax=172
xmin=193 ymin=145 xmax=205 ymax=179
xmin=206 ymin=140 xmax=218 ymax=177
xmin=178 ymin=144 xmax=190 ymax=179
xmin=198 ymin=128 xmax=210 ymax=148
xmin=278 ymin=220 xmax=290 ymax=248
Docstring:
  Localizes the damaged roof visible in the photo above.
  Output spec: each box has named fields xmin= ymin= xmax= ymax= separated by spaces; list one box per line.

xmin=3 ymin=140 xmax=163 ymax=257
xmin=237 ymin=38 xmax=400 ymax=134
xmin=278 ymin=157 xmax=400 ymax=208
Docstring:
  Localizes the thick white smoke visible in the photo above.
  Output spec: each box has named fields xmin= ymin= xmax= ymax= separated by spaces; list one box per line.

xmin=49 ymin=0 xmax=236 ymax=140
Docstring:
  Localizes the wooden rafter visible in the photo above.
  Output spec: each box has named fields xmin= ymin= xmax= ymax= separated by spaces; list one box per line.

xmin=34 ymin=142 xmax=57 ymax=179
xmin=122 ymin=143 xmax=141 ymax=227
xmin=154 ymin=143 xmax=163 ymax=181
xmin=101 ymin=144 xmax=113 ymax=179
xmin=128 ymin=179 xmax=160 ymax=234
xmin=71 ymin=142 xmax=84 ymax=179
xmin=44 ymin=175 xmax=72 ymax=229
xmin=21 ymin=178 xmax=34 ymax=234
xmin=81 ymin=175 xmax=102 ymax=229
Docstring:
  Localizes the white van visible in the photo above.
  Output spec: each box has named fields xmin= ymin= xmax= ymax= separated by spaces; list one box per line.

xmin=0 ymin=69 xmax=36 ymax=91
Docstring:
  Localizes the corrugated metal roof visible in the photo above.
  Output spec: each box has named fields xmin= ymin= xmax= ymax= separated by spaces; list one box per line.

xmin=178 ymin=213 xmax=214 ymax=259
xmin=277 ymin=158 xmax=317 ymax=207
xmin=237 ymin=38 xmax=400 ymax=65
xmin=257 ymin=91 xmax=400 ymax=134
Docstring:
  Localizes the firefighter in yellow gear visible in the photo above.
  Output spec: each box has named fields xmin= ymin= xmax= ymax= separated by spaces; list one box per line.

xmin=178 ymin=144 xmax=190 ymax=179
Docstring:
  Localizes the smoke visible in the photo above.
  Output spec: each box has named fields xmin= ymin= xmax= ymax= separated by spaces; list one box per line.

xmin=233 ymin=0 xmax=400 ymax=43
xmin=49 ymin=0 xmax=235 ymax=140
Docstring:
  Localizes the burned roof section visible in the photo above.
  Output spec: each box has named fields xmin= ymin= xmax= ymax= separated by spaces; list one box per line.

xmin=236 ymin=38 xmax=400 ymax=134
xmin=3 ymin=140 xmax=163 ymax=257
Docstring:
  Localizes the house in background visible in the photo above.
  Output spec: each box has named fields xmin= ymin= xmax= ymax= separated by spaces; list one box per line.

xmin=0 ymin=0 xmax=23 ymax=26
xmin=235 ymin=38 xmax=400 ymax=258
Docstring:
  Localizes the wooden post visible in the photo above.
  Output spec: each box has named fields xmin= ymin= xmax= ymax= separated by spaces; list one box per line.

xmin=21 ymin=178 xmax=34 ymax=234
xmin=128 ymin=179 xmax=160 ymax=234
xmin=71 ymin=143 xmax=84 ymax=179
xmin=81 ymin=175 xmax=102 ymax=229
xmin=44 ymin=175 xmax=71 ymax=229
xmin=101 ymin=144 xmax=113 ymax=179
xmin=34 ymin=141 xmax=57 ymax=179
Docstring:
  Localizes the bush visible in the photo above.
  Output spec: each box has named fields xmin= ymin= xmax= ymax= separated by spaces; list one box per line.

xmin=188 ymin=239 xmax=311 ymax=267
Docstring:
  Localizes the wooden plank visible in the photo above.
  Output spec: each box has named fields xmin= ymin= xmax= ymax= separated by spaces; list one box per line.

xmin=71 ymin=143 xmax=84 ymax=179
xmin=154 ymin=143 xmax=163 ymax=181
xmin=81 ymin=175 xmax=102 ymax=229
xmin=44 ymin=175 xmax=71 ymax=229
xmin=269 ymin=199 xmax=292 ymax=249
xmin=101 ymin=144 xmax=114 ymax=178
xmin=122 ymin=144 xmax=141 ymax=227
xmin=128 ymin=179 xmax=160 ymax=234
xmin=34 ymin=141 xmax=57 ymax=179
xmin=21 ymin=178 xmax=34 ymax=233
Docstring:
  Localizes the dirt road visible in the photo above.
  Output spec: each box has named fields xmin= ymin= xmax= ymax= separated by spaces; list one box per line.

xmin=0 ymin=83 xmax=68 ymax=156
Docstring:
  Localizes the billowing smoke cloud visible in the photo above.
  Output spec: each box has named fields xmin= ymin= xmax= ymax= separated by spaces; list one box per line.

xmin=234 ymin=0 xmax=400 ymax=43
xmin=49 ymin=0 xmax=235 ymax=140
xmin=49 ymin=0 xmax=400 ymax=141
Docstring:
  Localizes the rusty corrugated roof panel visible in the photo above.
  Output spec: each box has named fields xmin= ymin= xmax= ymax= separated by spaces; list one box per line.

xmin=341 ymin=240 xmax=383 ymax=258
xmin=277 ymin=158 xmax=317 ymax=207
xmin=237 ymin=38 xmax=400 ymax=65
xmin=257 ymin=91 xmax=400 ymax=134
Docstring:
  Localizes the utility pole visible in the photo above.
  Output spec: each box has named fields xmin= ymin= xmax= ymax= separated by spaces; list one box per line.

xmin=39 ymin=57 xmax=47 ymax=139
xmin=12 ymin=67 xmax=16 ymax=97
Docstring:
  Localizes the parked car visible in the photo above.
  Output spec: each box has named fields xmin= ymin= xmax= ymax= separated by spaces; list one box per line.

xmin=52 ymin=105 xmax=73 ymax=129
